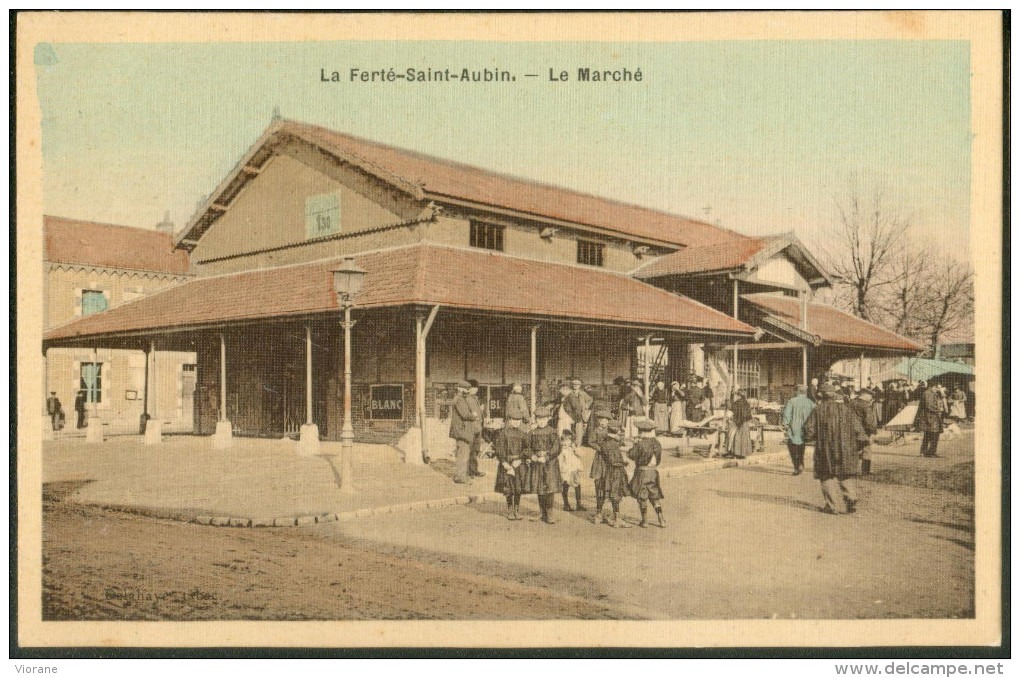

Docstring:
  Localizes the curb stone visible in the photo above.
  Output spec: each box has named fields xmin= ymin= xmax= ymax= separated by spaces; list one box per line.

xmin=73 ymin=451 xmax=791 ymax=529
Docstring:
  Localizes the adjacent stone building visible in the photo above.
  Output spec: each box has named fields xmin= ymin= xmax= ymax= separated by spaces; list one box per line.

xmin=43 ymin=216 xmax=196 ymax=435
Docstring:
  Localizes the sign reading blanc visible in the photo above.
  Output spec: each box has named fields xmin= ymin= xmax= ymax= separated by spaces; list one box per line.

xmin=305 ymin=192 xmax=340 ymax=239
xmin=369 ymin=384 xmax=404 ymax=420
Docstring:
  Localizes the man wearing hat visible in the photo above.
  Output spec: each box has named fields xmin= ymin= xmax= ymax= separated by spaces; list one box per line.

xmin=562 ymin=378 xmax=594 ymax=447
xmin=46 ymin=391 xmax=64 ymax=431
xmin=803 ymin=383 xmax=869 ymax=514
xmin=526 ymin=406 xmax=563 ymax=524
xmin=850 ymin=388 xmax=878 ymax=475
xmin=466 ymin=379 xmax=486 ymax=477
xmin=627 ymin=419 xmax=666 ymax=528
xmin=913 ymin=381 xmax=945 ymax=458
xmin=781 ymin=384 xmax=815 ymax=475
xmin=449 ymin=380 xmax=482 ymax=484
xmin=596 ymin=421 xmax=634 ymax=527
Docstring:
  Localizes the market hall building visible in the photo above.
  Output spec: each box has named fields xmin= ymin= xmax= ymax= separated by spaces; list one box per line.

xmin=42 ymin=119 xmax=919 ymax=458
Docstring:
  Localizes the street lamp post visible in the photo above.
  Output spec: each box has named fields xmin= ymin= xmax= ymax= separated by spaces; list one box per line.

xmin=332 ymin=257 xmax=366 ymax=494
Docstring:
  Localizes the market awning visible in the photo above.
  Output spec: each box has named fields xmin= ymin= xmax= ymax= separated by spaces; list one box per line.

xmin=44 ymin=244 xmax=757 ymax=345
xmin=883 ymin=358 xmax=975 ymax=382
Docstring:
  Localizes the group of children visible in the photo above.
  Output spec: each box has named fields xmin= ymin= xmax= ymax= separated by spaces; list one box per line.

xmin=492 ymin=406 xmax=667 ymax=528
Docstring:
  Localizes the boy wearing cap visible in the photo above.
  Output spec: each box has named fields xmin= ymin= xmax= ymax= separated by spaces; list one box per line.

xmin=587 ymin=409 xmax=612 ymax=519
xmin=627 ymin=419 xmax=666 ymax=528
xmin=449 ymin=380 xmax=482 ymax=484
xmin=493 ymin=413 xmax=528 ymax=520
xmin=526 ymin=406 xmax=563 ymax=524
xmin=597 ymin=422 xmax=634 ymax=527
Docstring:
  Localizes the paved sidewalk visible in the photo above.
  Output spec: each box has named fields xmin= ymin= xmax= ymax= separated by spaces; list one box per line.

xmin=42 ymin=433 xmax=790 ymax=526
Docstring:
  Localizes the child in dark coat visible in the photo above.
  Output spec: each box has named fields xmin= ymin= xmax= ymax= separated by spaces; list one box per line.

xmin=493 ymin=415 xmax=528 ymax=520
xmin=628 ymin=419 xmax=666 ymax=528
xmin=526 ymin=406 xmax=563 ymax=524
xmin=595 ymin=421 xmax=633 ymax=528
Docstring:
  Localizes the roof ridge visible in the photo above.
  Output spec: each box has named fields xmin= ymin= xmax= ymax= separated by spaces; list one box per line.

xmin=282 ymin=119 xmax=745 ymax=239
xmin=44 ymin=215 xmax=170 ymax=236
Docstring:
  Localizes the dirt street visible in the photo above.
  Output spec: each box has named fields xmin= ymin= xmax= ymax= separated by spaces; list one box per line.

xmin=42 ymin=434 xmax=974 ymax=621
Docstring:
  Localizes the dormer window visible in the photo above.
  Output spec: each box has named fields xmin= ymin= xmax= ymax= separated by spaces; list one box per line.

xmin=470 ymin=221 xmax=504 ymax=251
xmin=577 ymin=239 xmax=605 ymax=267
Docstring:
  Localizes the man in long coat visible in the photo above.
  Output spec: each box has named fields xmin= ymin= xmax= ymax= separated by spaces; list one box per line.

xmin=850 ymin=390 xmax=879 ymax=474
xmin=466 ymin=380 xmax=485 ymax=477
xmin=449 ymin=381 xmax=482 ymax=484
xmin=803 ymin=384 xmax=868 ymax=514
xmin=913 ymin=381 xmax=945 ymax=457
xmin=562 ymin=378 xmax=593 ymax=447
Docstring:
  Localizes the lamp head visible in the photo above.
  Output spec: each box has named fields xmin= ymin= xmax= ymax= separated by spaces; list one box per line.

xmin=332 ymin=257 xmax=366 ymax=304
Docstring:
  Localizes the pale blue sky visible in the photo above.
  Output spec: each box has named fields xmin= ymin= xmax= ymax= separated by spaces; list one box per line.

xmin=35 ymin=39 xmax=971 ymax=256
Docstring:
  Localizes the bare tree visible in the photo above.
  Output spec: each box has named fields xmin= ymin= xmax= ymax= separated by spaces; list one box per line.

xmin=879 ymin=241 xmax=932 ymax=340
xmin=914 ymin=255 xmax=974 ymax=351
xmin=821 ymin=186 xmax=911 ymax=322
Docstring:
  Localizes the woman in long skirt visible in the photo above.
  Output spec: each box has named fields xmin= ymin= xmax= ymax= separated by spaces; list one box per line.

xmin=727 ymin=388 xmax=754 ymax=459
xmin=668 ymin=382 xmax=685 ymax=434
xmin=650 ymin=380 xmax=669 ymax=433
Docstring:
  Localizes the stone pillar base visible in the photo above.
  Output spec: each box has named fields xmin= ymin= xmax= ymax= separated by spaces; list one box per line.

xmin=296 ymin=423 xmax=320 ymax=456
xmin=212 ymin=420 xmax=233 ymax=450
xmin=396 ymin=426 xmax=425 ymax=465
xmin=85 ymin=417 xmax=104 ymax=444
xmin=143 ymin=420 xmax=163 ymax=446
xmin=42 ymin=414 xmax=54 ymax=442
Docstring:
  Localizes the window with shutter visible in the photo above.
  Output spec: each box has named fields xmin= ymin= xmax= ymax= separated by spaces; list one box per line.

xmin=81 ymin=290 xmax=108 ymax=316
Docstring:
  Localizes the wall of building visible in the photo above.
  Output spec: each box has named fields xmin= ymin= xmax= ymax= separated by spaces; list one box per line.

xmin=422 ymin=209 xmax=662 ymax=274
xmin=46 ymin=347 xmax=195 ymax=434
xmin=46 ymin=264 xmax=190 ymax=329
xmin=189 ymin=142 xmax=425 ymax=266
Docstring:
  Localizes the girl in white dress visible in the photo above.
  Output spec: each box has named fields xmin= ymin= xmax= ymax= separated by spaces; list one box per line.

xmin=558 ymin=430 xmax=585 ymax=511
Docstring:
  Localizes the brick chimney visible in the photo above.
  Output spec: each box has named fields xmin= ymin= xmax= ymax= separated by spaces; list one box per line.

xmin=156 ymin=210 xmax=174 ymax=233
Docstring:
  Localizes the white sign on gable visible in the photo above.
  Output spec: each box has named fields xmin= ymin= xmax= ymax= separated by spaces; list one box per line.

xmin=305 ymin=192 xmax=341 ymax=239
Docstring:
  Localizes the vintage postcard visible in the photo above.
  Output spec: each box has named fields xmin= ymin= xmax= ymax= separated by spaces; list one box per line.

xmin=14 ymin=11 xmax=1004 ymax=651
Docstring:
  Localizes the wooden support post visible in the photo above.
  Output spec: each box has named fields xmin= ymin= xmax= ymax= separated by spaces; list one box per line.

xmin=297 ymin=325 xmax=320 ymax=455
xmin=530 ymin=325 xmax=538 ymax=416
xmin=413 ymin=314 xmax=427 ymax=465
xmin=802 ymin=346 xmax=809 ymax=388
xmin=219 ymin=334 xmax=227 ymax=421
xmin=643 ymin=335 xmax=651 ymax=415
xmin=732 ymin=278 xmax=740 ymax=393
xmin=213 ymin=333 xmax=233 ymax=449
xmin=306 ymin=326 xmax=313 ymax=425
xmin=859 ymin=352 xmax=865 ymax=389
xmin=85 ymin=346 xmax=103 ymax=444
xmin=144 ymin=340 xmax=162 ymax=445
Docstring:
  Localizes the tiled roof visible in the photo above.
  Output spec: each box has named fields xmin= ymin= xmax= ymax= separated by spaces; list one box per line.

xmin=632 ymin=237 xmax=772 ymax=278
xmin=742 ymin=293 xmax=921 ymax=352
xmin=183 ymin=119 xmax=749 ymax=249
xmin=45 ymin=216 xmax=191 ymax=275
xmin=44 ymin=245 xmax=756 ymax=342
